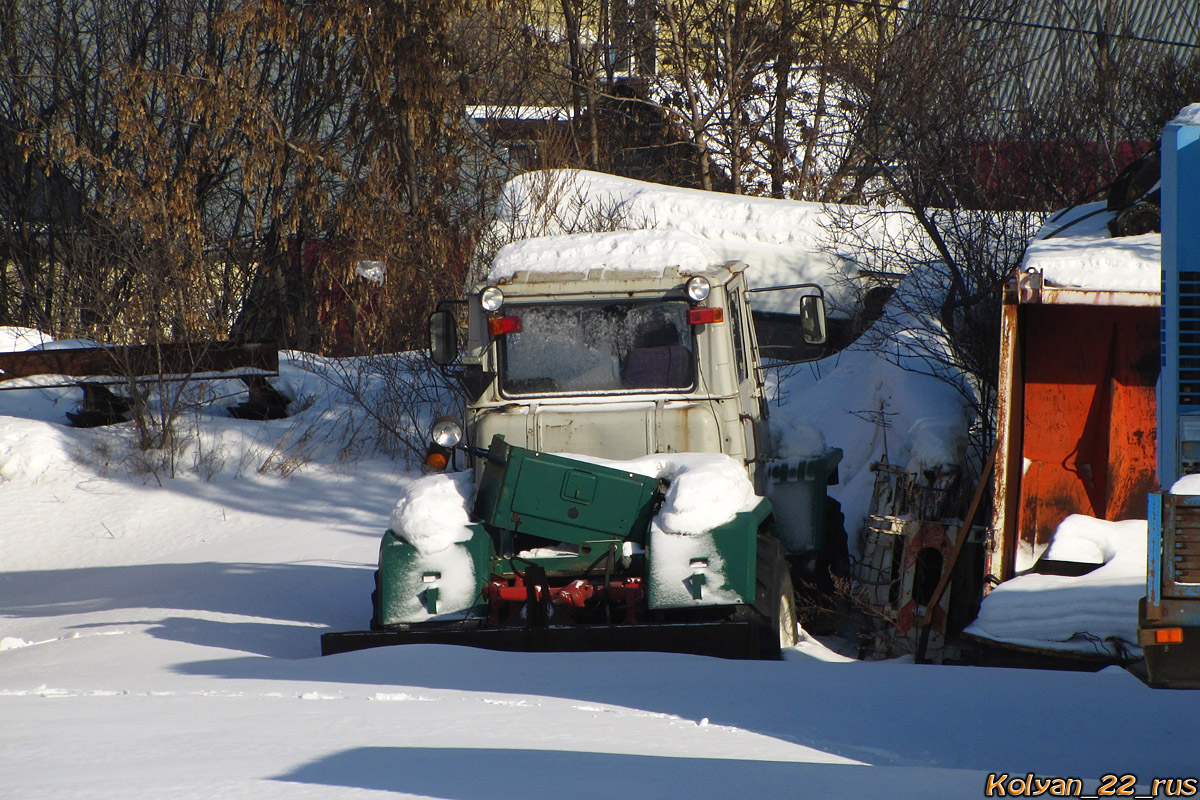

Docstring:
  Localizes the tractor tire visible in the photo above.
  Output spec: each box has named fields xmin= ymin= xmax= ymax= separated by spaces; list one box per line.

xmin=737 ymin=535 xmax=799 ymax=659
xmin=370 ymin=569 xmax=382 ymax=630
xmin=813 ymin=497 xmax=850 ymax=594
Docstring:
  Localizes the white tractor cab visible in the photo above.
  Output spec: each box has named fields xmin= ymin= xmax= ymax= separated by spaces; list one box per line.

xmin=426 ymin=234 xmax=842 ymax=571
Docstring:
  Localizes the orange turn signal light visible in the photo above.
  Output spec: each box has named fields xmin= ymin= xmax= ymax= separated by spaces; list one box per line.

xmin=1156 ymin=628 xmax=1184 ymax=644
xmin=425 ymin=450 xmax=449 ymax=471
xmin=688 ymin=307 xmax=723 ymax=325
xmin=488 ymin=315 xmax=521 ymax=336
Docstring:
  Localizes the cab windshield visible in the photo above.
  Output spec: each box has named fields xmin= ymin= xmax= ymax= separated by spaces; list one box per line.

xmin=500 ymin=300 xmax=694 ymax=395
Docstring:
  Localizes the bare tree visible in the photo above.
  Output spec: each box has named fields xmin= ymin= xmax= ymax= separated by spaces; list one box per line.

xmin=0 ymin=0 xmax=490 ymax=357
xmin=829 ymin=0 xmax=1200 ymax=461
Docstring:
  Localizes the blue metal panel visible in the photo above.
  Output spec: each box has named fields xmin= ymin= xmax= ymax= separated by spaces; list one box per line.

xmin=1148 ymin=491 xmax=1163 ymax=607
xmin=1160 ymin=114 xmax=1200 ymax=488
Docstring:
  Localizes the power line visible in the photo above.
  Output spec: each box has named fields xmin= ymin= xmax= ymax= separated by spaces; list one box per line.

xmin=834 ymin=0 xmax=1200 ymax=51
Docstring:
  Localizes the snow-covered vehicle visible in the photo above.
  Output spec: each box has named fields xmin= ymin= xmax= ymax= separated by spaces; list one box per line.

xmin=322 ymin=231 xmax=844 ymax=659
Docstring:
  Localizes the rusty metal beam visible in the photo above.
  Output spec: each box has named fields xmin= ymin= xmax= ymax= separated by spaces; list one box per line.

xmin=1008 ymin=268 xmax=1160 ymax=307
xmin=1038 ymin=286 xmax=1160 ymax=307
xmin=988 ymin=296 xmax=1023 ymax=587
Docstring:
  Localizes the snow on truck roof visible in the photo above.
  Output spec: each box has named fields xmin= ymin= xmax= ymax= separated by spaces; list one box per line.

xmin=1020 ymin=201 xmax=1160 ymax=295
xmin=485 ymin=230 xmax=729 ymax=284
xmin=488 ymin=169 xmax=1165 ymax=300
xmin=484 ymin=170 xmax=869 ymax=307
xmin=494 ymin=170 xmax=842 ymax=250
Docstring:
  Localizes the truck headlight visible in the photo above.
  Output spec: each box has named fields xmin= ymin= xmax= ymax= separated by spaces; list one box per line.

xmin=431 ymin=416 xmax=464 ymax=448
xmin=481 ymin=286 xmax=504 ymax=312
xmin=686 ymin=276 xmax=711 ymax=302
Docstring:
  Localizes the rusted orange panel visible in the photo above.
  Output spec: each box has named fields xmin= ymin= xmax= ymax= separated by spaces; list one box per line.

xmin=1106 ymin=320 xmax=1160 ymax=520
xmin=1017 ymin=305 xmax=1158 ymax=561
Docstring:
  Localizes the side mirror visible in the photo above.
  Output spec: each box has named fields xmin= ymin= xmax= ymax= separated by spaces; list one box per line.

xmin=799 ymin=294 xmax=827 ymax=346
xmin=428 ymin=310 xmax=458 ymax=366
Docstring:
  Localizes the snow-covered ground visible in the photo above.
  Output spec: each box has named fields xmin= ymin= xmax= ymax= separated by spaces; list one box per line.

xmin=3 ymin=321 xmax=1197 ymax=799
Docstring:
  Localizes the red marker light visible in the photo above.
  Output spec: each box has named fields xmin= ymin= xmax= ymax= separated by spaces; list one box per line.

xmin=488 ymin=315 xmax=522 ymax=336
xmin=688 ymin=307 xmax=723 ymax=325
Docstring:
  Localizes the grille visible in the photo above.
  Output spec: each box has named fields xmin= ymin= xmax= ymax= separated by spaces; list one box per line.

xmin=1178 ymin=271 xmax=1200 ymax=407
xmin=1169 ymin=502 xmax=1200 ymax=587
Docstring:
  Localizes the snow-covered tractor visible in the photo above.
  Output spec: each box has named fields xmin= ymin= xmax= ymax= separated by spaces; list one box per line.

xmin=322 ymin=231 xmax=844 ymax=659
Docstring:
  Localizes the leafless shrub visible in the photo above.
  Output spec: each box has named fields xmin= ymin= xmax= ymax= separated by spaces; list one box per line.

xmin=279 ymin=350 xmax=460 ymax=471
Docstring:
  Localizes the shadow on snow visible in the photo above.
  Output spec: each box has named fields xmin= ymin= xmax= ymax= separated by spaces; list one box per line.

xmin=272 ymin=746 xmax=978 ymax=799
xmin=179 ymin=637 xmax=1200 ymax=777
xmin=0 ymin=561 xmax=374 ymax=658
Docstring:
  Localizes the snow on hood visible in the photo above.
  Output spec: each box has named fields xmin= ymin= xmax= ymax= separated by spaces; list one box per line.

xmin=388 ymin=470 xmax=477 ymax=556
xmin=563 ymin=453 xmax=765 ymax=607
xmin=570 ymin=451 xmax=760 ymax=536
xmin=645 ymin=453 xmax=760 ymax=535
xmin=488 ymin=230 xmax=722 ymax=282
xmin=1170 ymin=474 xmax=1200 ymax=495
xmin=965 ymin=515 xmax=1147 ymax=656
xmin=1021 ymin=202 xmax=1160 ymax=293
xmin=390 ymin=452 xmax=759 ymax=556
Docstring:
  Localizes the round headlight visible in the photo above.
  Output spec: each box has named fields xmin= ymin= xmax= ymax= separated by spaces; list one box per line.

xmin=480 ymin=286 xmax=504 ymax=312
xmin=430 ymin=416 xmax=464 ymax=448
xmin=686 ymin=276 xmax=711 ymax=302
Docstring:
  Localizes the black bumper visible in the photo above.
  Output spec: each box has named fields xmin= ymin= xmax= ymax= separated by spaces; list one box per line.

xmin=321 ymin=620 xmax=764 ymax=660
